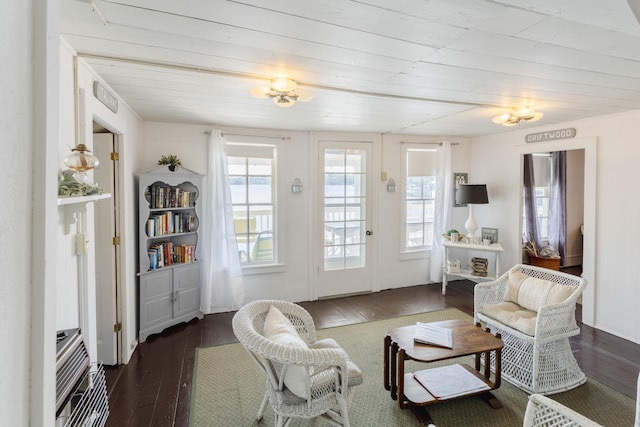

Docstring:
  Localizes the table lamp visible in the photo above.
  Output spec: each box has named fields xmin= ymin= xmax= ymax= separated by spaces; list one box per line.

xmin=456 ymin=184 xmax=489 ymax=242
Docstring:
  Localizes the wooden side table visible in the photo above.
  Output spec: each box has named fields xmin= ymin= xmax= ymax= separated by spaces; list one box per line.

xmin=384 ymin=319 xmax=503 ymax=425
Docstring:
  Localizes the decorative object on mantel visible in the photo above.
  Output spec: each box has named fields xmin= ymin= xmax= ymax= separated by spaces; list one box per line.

xmin=523 ymin=234 xmax=561 ymax=270
xmin=64 ymin=143 xmax=100 ymax=184
xmin=58 ymin=169 xmax=103 ymax=197
xmin=157 ymin=154 xmax=182 ymax=171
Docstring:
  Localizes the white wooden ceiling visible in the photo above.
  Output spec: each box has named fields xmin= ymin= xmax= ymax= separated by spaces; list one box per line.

xmin=60 ymin=0 xmax=640 ymax=137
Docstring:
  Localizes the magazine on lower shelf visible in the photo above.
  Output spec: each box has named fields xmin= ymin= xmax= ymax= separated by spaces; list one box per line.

xmin=413 ymin=364 xmax=491 ymax=399
xmin=413 ymin=322 xmax=453 ymax=348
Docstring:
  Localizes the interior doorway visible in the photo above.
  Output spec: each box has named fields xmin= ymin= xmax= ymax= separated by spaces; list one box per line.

xmin=93 ymin=128 xmax=121 ymax=365
xmin=517 ymin=137 xmax=597 ymax=327
xmin=522 ymin=149 xmax=585 ymax=269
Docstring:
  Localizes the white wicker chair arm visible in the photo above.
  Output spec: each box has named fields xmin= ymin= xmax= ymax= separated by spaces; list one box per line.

xmin=473 ymin=271 xmax=509 ymax=321
xmin=289 ymin=346 xmax=350 ymax=368
xmin=276 ymin=344 xmax=351 ymax=400
xmin=523 ymin=394 xmax=603 ymax=427
xmin=535 ymin=301 xmax=580 ymax=340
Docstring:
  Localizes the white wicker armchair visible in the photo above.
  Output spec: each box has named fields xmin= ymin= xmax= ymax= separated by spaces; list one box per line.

xmin=232 ymin=300 xmax=362 ymax=427
xmin=474 ymin=264 xmax=587 ymax=395
xmin=523 ymin=394 xmax=603 ymax=427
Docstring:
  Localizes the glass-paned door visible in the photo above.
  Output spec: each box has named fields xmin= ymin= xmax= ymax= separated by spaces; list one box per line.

xmin=317 ymin=141 xmax=373 ymax=298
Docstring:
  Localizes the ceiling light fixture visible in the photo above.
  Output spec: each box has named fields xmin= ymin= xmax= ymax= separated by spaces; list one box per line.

xmin=250 ymin=78 xmax=314 ymax=108
xmin=492 ymin=106 xmax=544 ymax=127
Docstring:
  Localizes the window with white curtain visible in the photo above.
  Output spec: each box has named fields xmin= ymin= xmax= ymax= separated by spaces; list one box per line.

xmin=227 ymin=140 xmax=278 ymax=266
xmin=533 ymin=153 xmax=552 ymax=242
xmin=402 ymin=146 xmax=437 ymax=252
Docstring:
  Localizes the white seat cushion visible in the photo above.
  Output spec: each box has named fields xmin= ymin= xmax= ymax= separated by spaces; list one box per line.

xmin=482 ymin=301 xmax=538 ymax=336
xmin=310 ymin=338 xmax=364 ymax=386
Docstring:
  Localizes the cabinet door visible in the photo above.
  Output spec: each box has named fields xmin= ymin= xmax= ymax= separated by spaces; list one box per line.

xmin=139 ymin=269 xmax=173 ymax=329
xmin=173 ymin=263 xmax=201 ymax=317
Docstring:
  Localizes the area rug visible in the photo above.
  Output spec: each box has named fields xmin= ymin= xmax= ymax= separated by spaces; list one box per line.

xmin=189 ymin=308 xmax=635 ymax=426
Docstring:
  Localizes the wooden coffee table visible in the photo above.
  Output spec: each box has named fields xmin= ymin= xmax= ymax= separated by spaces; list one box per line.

xmin=384 ymin=319 xmax=503 ymax=425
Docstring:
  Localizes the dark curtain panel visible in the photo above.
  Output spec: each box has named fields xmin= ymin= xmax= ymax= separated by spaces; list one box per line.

xmin=549 ymin=151 xmax=567 ymax=263
xmin=523 ymin=154 xmax=540 ymax=248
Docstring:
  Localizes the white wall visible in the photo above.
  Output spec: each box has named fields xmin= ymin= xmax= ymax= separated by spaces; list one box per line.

xmin=1 ymin=2 xmax=36 ymax=425
xmin=2 ymin=1 xmax=60 ymax=425
xmin=139 ymin=123 xmax=473 ymax=307
xmin=471 ymin=110 xmax=640 ymax=344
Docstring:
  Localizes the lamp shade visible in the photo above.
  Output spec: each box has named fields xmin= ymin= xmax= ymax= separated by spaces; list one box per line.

xmin=456 ymin=184 xmax=488 ymax=205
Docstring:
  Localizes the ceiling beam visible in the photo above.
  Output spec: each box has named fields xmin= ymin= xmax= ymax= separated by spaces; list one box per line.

xmin=77 ymin=52 xmax=505 ymax=109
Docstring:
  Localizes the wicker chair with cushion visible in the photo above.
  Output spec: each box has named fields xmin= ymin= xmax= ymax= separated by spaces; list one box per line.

xmin=474 ymin=264 xmax=587 ymax=395
xmin=232 ymin=299 xmax=363 ymax=427
xmin=523 ymin=393 xmax=603 ymax=427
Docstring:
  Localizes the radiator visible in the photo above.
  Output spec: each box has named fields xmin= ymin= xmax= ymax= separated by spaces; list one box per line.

xmin=55 ymin=329 xmax=109 ymax=427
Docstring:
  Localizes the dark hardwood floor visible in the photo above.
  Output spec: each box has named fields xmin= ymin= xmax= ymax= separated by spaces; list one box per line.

xmin=104 ymin=279 xmax=640 ymax=426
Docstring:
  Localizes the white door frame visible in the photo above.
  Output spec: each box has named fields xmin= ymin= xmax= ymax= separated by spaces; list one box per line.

xmin=93 ymin=131 xmax=122 ymax=364
xmin=516 ymin=137 xmax=597 ymax=327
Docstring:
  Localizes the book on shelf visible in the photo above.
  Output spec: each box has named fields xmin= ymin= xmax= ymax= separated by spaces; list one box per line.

xmin=146 ymin=212 xmax=196 ymax=237
xmin=148 ymin=184 xmax=197 ymax=209
xmin=413 ymin=364 xmax=490 ymax=400
xmin=413 ymin=322 xmax=453 ymax=348
xmin=147 ymin=241 xmax=196 ymax=270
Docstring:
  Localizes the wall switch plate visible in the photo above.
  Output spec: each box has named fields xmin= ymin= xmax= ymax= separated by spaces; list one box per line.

xmin=75 ymin=232 xmax=86 ymax=255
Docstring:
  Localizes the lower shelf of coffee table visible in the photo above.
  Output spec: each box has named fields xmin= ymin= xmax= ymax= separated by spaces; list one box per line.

xmin=402 ymin=363 xmax=496 ymax=406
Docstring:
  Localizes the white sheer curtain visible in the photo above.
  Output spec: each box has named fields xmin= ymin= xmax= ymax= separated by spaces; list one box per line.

xmin=429 ymin=142 xmax=453 ymax=283
xmin=201 ymin=129 xmax=244 ymax=314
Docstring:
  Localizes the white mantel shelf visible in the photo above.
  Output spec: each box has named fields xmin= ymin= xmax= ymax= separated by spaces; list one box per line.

xmin=58 ymin=193 xmax=112 ymax=234
xmin=57 ymin=193 xmax=111 ymax=206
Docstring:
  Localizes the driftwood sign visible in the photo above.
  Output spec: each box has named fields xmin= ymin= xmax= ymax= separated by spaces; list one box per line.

xmin=525 ymin=128 xmax=576 ymax=143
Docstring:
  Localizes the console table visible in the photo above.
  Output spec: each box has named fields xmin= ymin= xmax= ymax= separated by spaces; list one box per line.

xmin=442 ymin=241 xmax=503 ymax=294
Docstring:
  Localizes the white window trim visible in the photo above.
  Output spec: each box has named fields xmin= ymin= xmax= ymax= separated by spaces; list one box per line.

xmin=226 ymin=135 xmax=286 ymax=274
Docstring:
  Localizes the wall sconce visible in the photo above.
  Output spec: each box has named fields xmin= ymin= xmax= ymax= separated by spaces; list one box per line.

xmin=387 ymin=178 xmax=397 ymax=192
xmin=291 ymin=178 xmax=303 ymax=193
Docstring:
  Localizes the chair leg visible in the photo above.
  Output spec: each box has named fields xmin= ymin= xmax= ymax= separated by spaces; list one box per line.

xmin=257 ymin=391 xmax=269 ymax=422
xmin=337 ymin=396 xmax=350 ymax=427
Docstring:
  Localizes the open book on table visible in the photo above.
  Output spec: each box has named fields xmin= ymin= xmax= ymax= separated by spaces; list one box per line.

xmin=413 ymin=322 xmax=453 ymax=348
